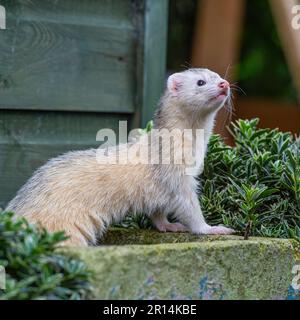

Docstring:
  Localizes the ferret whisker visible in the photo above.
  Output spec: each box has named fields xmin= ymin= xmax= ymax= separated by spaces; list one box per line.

xmin=224 ymin=64 xmax=232 ymax=82
xmin=181 ymin=61 xmax=193 ymax=70
xmin=230 ymin=83 xmax=247 ymax=96
xmin=230 ymin=87 xmax=246 ymax=97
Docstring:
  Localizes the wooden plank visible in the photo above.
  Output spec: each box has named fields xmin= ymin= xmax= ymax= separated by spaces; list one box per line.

xmin=0 ymin=0 xmax=136 ymax=113
xmin=269 ymin=0 xmax=300 ymax=100
xmin=0 ymin=110 xmax=131 ymax=144
xmin=234 ymin=98 xmax=300 ymax=134
xmin=137 ymin=0 xmax=169 ymax=127
xmin=0 ymin=110 xmax=132 ymax=207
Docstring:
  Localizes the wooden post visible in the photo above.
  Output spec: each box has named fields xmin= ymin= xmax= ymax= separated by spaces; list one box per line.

xmin=139 ymin=0 xmax=169 ymax=127
xmin=192 ymin=0 xmax=245 ymax=77
xmin=269 ymin=0 xmax=300 ymax=101
xmin=192 ymin=0 xmax=245 ymax=142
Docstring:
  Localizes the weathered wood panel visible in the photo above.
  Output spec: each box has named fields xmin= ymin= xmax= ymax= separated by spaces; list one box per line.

xmin=0 ymin=0 xmax=168 ymax=207
xmin=0 ymin=110 xmax=131 ymax=207
xmin=138 ymin=0 xmax=169 ymax=126
xmin=0 ymin=0 xmax=136 ymax=113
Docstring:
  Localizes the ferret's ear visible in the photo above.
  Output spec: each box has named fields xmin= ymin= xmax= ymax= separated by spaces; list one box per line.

xmin=167 ymin=73 xmax=182 ymax=93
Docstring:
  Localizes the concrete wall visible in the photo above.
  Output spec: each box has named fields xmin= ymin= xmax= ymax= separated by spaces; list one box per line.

xmin=67 ymin=229 xmax=300 ymax=300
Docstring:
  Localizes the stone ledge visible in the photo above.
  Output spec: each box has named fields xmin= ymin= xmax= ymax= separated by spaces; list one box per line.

xmin=67 ymin=228 xmax=300 ymax=300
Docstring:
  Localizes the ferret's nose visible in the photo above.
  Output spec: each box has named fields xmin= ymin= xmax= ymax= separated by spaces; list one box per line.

xmin=218 ymin=80 xmax=230 ymax=89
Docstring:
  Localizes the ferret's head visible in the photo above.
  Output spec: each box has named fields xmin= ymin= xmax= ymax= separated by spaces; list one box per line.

xmin=167 ymin=68 xmax=230 ymax=112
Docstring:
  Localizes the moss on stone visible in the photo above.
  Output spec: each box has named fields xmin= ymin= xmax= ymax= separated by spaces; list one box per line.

xmin=66 ymin=228 xmax=300 ymax=300
xmin=101 ymin=227 xmax=245 ymax=245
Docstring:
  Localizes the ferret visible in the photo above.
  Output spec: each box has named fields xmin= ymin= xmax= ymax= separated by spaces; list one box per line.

xmin=6 ymin=68 xmax=234 ymax=246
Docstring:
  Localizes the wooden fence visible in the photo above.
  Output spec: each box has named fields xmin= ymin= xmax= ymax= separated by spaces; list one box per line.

xmin=0 ymin=0 xmax=168 ymax=207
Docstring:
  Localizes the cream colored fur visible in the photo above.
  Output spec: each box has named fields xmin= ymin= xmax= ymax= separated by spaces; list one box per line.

xmin=6 ymin=68 xmax=234 ymax=246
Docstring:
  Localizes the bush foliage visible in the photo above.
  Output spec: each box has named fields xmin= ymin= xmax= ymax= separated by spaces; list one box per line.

xmin=201 ymin=119 xmax=300 ymax=241
xmin=0 ymin=211 xmax=91 ymax=300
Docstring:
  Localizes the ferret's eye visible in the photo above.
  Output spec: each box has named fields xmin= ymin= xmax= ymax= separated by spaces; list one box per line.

xmin=197 ymin=80 xmax=206 ymax=86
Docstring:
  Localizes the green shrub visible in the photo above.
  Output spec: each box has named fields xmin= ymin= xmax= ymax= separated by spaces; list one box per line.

xmin=0 ymin=211 xmax=91 ymax=300
xmin=121 ymin=119 xmax=300 ymax=241
xmin=201 ymin=119 xmax=299 ymax=241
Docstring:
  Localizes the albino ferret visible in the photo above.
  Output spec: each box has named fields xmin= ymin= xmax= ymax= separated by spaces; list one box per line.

xmin=6 ymin=68 xmax=234 ymax=246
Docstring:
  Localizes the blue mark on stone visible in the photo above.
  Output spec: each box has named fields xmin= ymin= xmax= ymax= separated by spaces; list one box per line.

xmin=137 ymin=276 xmax=159 ymax=300
xmin=286 ymin=285 xmax=300 ymax=300
xmin=146 ymin=276 xmax=154 ymax=286
xmin=199 ymin=276 xmax=208 ymax=296
xmin=198 ymin=276 xmax=225 ymax=300
xmin=109 ymin=285 xmax=120 ymax=296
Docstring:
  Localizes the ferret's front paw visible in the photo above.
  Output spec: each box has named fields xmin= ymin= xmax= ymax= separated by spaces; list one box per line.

xmin=199 ymin=225 xmax=235 ymax=235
